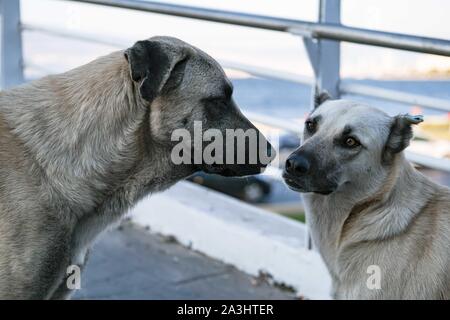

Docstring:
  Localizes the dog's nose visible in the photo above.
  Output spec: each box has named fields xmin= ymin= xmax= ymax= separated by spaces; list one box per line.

xmin=285 ymin=153 xmax=310 ymax=175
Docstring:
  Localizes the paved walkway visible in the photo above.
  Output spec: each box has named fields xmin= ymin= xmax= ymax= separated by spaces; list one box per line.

xmin=73 ymin=222 xmax=294 ymax=300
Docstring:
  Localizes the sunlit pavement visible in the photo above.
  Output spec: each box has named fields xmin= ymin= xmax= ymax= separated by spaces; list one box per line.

xmin=73 ymin=222 xmax=295 ymax=300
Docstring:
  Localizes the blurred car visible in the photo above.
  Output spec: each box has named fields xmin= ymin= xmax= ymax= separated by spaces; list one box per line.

xmin=187 ymin=172 xmax=272 ymax=203
xmin=277 ymin=133 xmax=301 ymax=169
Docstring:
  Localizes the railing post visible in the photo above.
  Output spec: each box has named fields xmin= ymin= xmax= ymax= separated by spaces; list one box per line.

xmin=316 ymin=0 xmax=341 ymax=98
xmin=0 ymin=0 xmax=24 ymax=89
xmin=303 ymin=0 xmax=341 ymax=99
xmin=302 ymin=0 xmax=341 ymax=250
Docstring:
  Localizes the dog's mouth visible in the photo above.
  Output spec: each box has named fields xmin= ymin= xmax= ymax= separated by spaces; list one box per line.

xmin=201 ymin=163 xmax=267 ymax=177
xmin=282 ymin=174 xmax=304 ymax=192
xmin=282 ymin=172 xmax=335 ymax=195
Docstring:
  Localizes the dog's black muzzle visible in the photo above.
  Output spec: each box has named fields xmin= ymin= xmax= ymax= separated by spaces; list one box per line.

xmin=283 ymin=150 xmax=337 ymax=195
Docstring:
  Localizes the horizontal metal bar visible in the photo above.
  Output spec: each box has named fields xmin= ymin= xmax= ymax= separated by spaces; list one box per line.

xmin=340 ymin=82 xmax=450 ymax=112
xmin=220 ymin=60 xmax=313 ymax=86
xmin=405 ymin=151 xmax=450 ymax=173
xmin=65 ymin=0 xmax=294 ymax=32
xmin=23 ymin=61 xmax=59 ymax=74
xmin=64 ymin=0 xmax=450 ymax=56
xmin=21 ymin=23 xmax=128 ymax=48
xmin=243 ymin=111 xmax=304 ymax=135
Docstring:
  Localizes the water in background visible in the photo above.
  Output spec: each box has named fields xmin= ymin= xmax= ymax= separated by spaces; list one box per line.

xmin=232 ymin=77 xmax=450 ymax=119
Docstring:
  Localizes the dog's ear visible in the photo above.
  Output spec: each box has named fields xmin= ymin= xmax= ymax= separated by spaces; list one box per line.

xmin=124 ymin=40 xmax=189 ymax=102
xmin=314 ymin=89 xmax=331 ymax=109
xmin=382 ymin=114 xmax=423 ymax=164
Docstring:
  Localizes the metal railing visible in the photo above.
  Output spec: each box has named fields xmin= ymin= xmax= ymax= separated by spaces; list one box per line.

xmin=67 ymin=0 xmax=450 ymax=56
xmin=1 ymin=0 xmax=448 ymax=173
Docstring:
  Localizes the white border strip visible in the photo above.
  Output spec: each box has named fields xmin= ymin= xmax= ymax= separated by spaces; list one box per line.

xmin=130 ymin=181 xmax=331 ymax=299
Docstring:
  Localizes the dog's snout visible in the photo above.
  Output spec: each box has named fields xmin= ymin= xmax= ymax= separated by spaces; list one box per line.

xmin=285 ymin=153 xmax=310 ymax=175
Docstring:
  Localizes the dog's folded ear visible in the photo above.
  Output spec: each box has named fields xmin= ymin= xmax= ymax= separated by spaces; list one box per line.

xmin=383 ymin=114 xmax=423 ymax=164
xmin=314 ymin=89 xmax=331 ymax=109
xmin=124 ymin=40 xmax=190 ymax=102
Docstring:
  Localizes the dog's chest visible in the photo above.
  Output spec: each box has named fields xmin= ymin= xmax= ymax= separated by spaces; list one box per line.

xmin=302 ymin=194 xmax=345 ymax=271
xmin=68 ymin=169 xmax=180 ymax=267
xmin=70 ymin=210 xmax=121 ymax=267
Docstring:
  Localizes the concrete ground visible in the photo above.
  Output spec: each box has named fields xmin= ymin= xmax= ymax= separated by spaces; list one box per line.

xmin=73 ymin=221 xmax=295 ymax=300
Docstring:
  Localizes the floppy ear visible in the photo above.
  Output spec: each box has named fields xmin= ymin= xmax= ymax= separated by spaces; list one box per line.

xmin=314 ymin=89 xmax=331 ymax=109
xmin=124 ymin=40 xmax=188 ymax=102
xmin=382 ymin=114 xmax=423 ymax=164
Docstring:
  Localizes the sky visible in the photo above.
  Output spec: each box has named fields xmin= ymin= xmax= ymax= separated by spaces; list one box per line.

xmin=21 ymin=0 xmax=450 ymax=79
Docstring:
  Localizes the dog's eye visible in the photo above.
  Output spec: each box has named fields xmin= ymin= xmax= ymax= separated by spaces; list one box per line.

xmin=344 ymin=137 xmax=360 ymax=148
xmin=305 ymin=120 xmax=316 ymax=133
xmin=203 ymin=98 xmax=228 ymax=109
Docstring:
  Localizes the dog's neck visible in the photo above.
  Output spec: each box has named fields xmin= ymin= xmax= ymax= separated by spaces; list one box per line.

xmin=303 ymin=155 xmax=436 ymax=273
xmin=0 ymin=51 xmax=189 ymax=216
